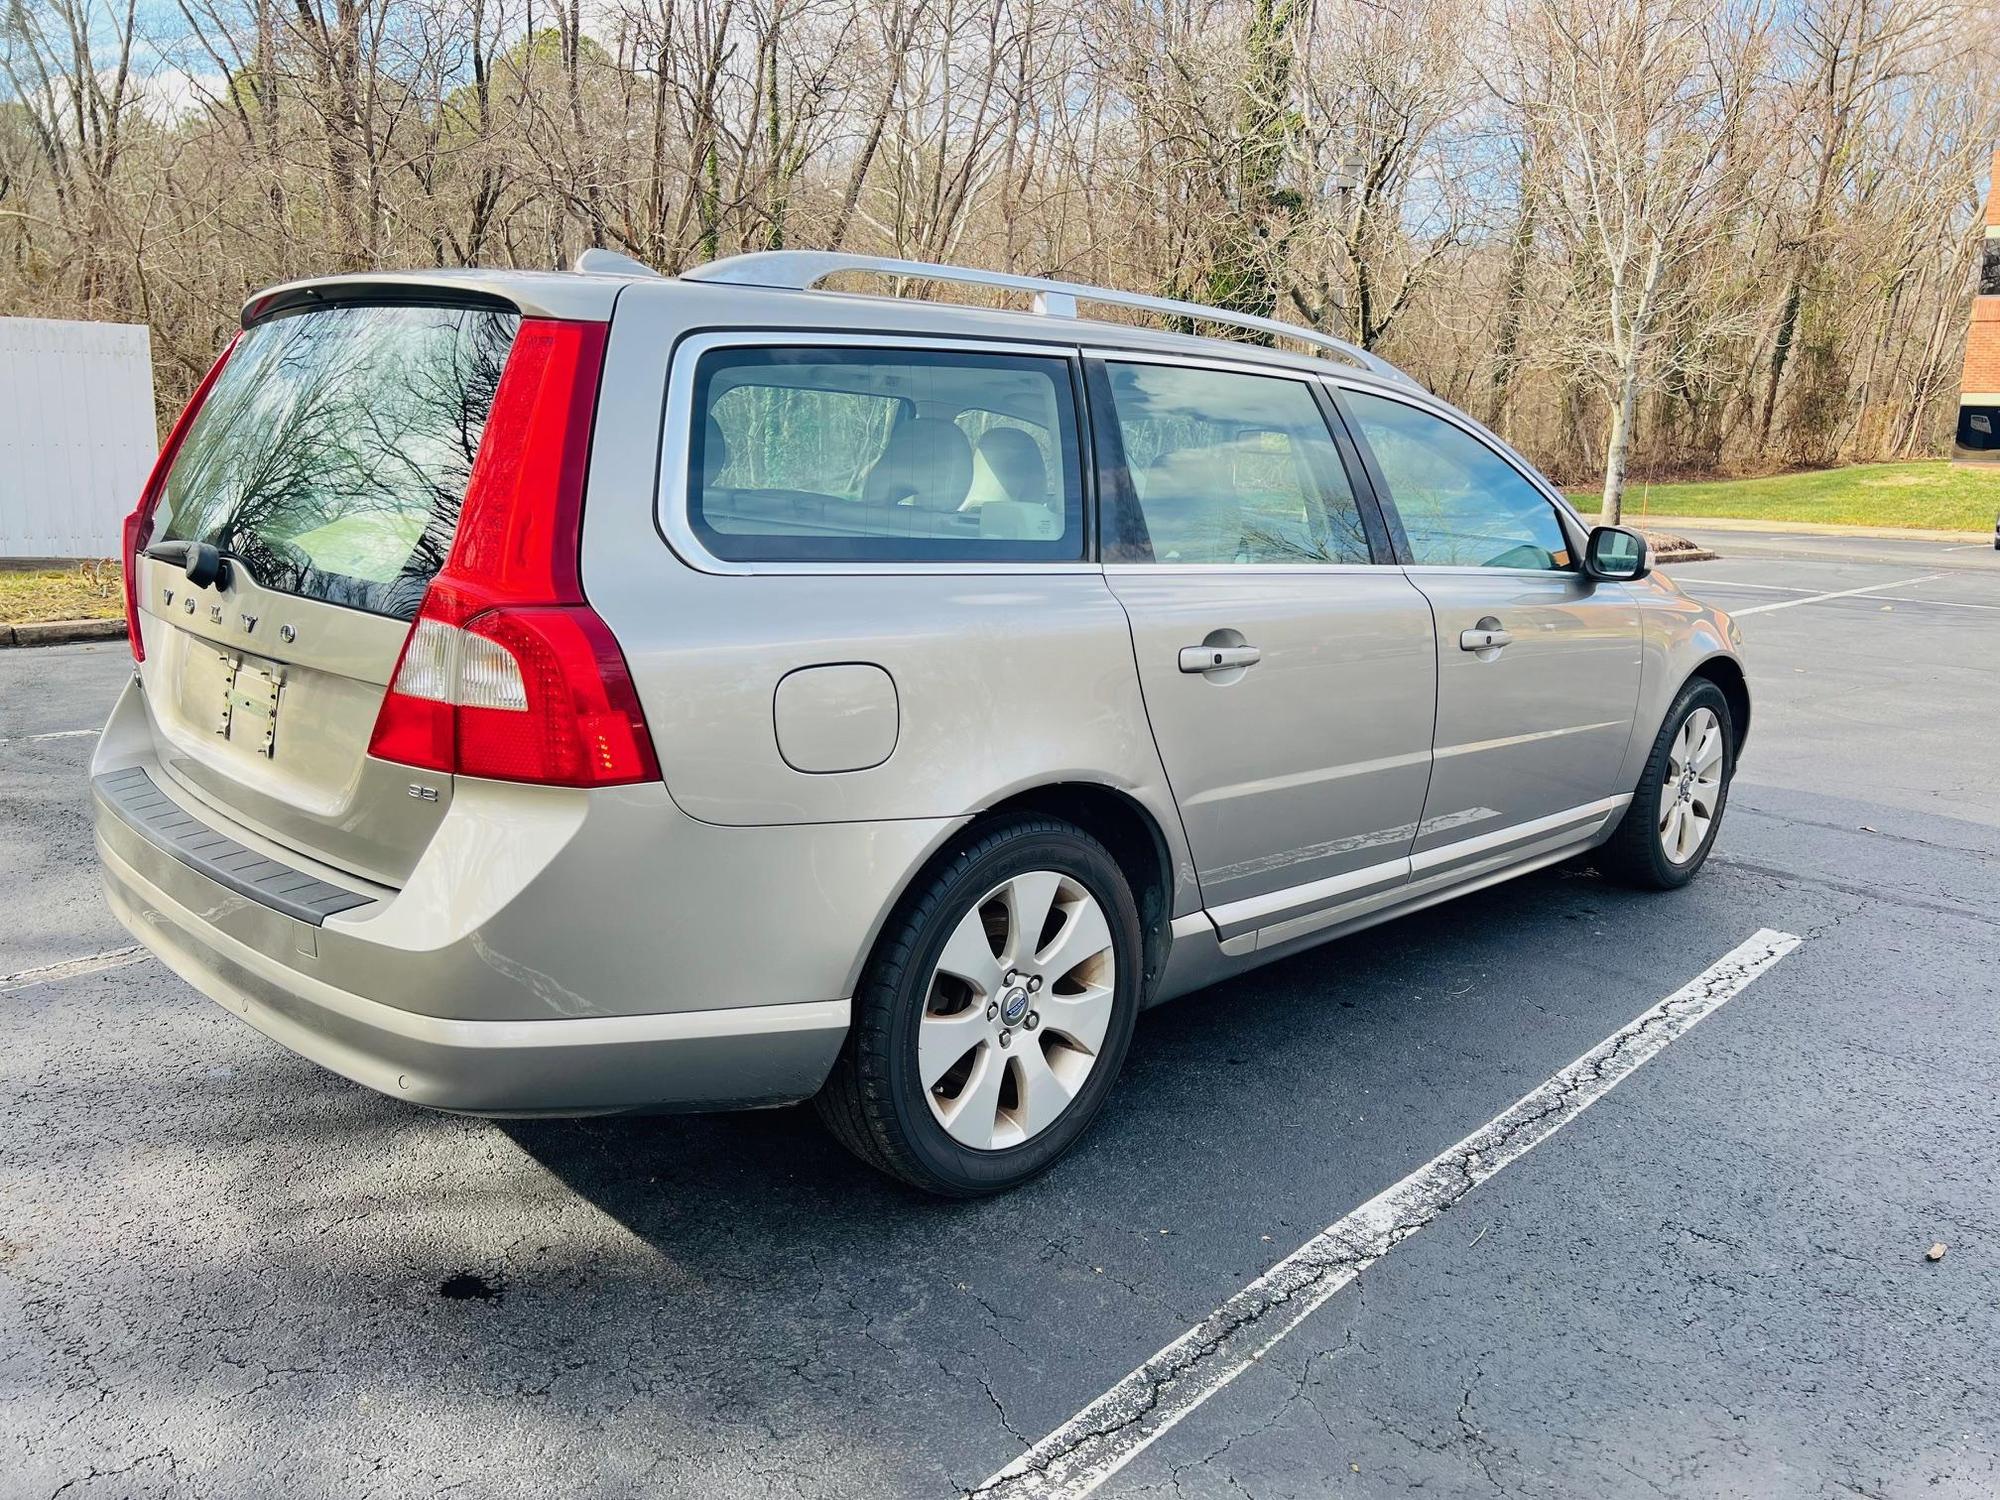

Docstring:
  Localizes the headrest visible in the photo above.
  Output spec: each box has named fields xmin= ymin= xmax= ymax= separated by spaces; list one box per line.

xmin=862 ymin=417 xmax=974 ymax=511
xmin=973 ymin=427 xmax=1048 ymax=504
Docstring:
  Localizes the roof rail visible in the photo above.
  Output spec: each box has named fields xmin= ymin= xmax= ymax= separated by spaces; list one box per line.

xmin=680 ymin=251 xmax=1415 ymax=386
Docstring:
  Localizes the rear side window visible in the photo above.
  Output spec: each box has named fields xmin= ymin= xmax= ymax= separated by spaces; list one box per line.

xmin=1342 ymin=390 xmax=1573 ymax=571
xmin=153 ymin=303 xmax=520 ymax=619
xmin=690 ymin=347 xmax=1085 ymax=562
xmin=1098 ymin=362 xmax=1371 ymax=565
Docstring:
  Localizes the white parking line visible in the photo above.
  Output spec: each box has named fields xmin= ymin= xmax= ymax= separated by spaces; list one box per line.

xmin=1729 ymin=573 xmax=1940 ymax=616
xmin=1676 ymin=577 xmax=2000 ymax=612
xmin=971 ymin=928 xmax=1803 ymax=1500
xmin=1851 ymin=594 xmax=2000 ymax=612
xmin=0 ymin=946 xmax=147 ymax=993
xmin=1668 ymin=578 xmax=1817 ymax=593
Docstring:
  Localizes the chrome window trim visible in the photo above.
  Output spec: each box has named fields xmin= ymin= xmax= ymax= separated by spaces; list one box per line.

xmin=657 ymin=328 xmax=1098 ymax=577
xmin=1103 ymin=562 xmax=1386 ymax=577
xmin=1088 ymin=345 xmax=1343 ymax=385
xmin=1394 ymin=564 xmax=1607 ymax=582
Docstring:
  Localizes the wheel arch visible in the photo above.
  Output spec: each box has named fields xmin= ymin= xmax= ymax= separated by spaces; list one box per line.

xmin=845 ymin=780 xmax=1179 ymax=1008
xmin=1685 ymin=653 xmax=1751 ymax=756
xmin=981 ymin=782 xmax=1175 ymax=1002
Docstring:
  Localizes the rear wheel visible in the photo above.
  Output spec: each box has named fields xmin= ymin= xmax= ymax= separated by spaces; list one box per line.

xmin=1598 ymin=679 xmax=1734 ymax=890
xmin=815 ymin=815 xmax=1142 ymax=1196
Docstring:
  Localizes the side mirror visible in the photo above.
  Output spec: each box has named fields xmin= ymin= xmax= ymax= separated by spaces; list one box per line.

xmin=1584 ymin=524 xmax=1650 ymax=581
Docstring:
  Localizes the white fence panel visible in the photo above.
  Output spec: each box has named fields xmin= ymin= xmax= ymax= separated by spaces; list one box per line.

xmin=0 ymin=318 xmax=157 ymax=560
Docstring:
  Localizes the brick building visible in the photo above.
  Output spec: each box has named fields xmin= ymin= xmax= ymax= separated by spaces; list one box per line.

xmin=1955 ymin=149 xmax=2000 ymax=460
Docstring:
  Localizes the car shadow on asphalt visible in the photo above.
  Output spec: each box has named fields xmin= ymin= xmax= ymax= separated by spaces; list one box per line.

xmin=494 ymin=864 xmax=1724 ymax=1284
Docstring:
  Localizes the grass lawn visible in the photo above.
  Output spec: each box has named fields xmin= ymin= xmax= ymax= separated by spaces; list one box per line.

xmin=0 ymin=563 xmax=126 ymax=625
xmin=1575 ymin=461 xmax=2000 ymax=533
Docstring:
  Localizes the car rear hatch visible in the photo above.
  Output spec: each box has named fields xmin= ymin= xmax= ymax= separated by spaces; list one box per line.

xmin=122 ymin=277 xmax=657 ymax=890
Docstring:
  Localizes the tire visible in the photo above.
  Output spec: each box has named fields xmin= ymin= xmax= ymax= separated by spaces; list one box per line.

xmin=815 ymin=814 xmax=1144 ymax=1197
xmin=1597 ymin=678 xmax=1735 ymax=890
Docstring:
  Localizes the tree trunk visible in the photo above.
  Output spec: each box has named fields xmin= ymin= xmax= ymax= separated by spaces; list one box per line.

xmin=1600 ymin=366 xmax=1639 ymax=527
xmin=1486 ymin=162 xmax=1538 ymax=432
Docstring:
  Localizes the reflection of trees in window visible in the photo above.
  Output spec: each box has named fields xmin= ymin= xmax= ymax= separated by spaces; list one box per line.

xmin=1111 ymin=367 xmax=1371 ymax=566
xmin=713 ymin=380 xmax=901 ymax=500
xmin=1348 ymin=396 xmax=1567 ymax=570
xmin=157 ymin=305 xmax=517 ymax=619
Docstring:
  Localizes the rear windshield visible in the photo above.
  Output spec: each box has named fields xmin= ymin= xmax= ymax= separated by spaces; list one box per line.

xmin=152 ymin=302 xmax=520 ymax=619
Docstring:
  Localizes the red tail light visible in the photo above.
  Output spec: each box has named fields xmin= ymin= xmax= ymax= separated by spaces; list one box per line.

xmin=367 ymin=318 xmax=660 ymax=788
xmin=122 ymin=334 xmax=239 ymax=661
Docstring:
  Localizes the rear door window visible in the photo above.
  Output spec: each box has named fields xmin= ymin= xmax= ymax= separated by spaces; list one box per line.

xmin=152 ymin=303 xmax=520 ymax=619
xmin=1096 ymin=361 xmax=1373 ymax=565
xmin=690 ymin=347 xmax=1085 ymax=562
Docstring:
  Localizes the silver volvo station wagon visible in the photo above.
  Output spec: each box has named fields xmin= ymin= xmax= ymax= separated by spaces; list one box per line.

xmin=93 ymin=251 xmax=1747 ymax=1196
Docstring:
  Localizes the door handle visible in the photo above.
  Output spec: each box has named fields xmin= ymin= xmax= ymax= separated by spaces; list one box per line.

xmin=1179 ymin=644 xmax=1262 ymax=674
xmin=1459 ymin=622 xmax=1513 ymax=653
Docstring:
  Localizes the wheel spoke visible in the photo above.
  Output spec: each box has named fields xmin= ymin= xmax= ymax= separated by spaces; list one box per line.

xmin=935 ymin=905 xmax=1003 ymax=997
xmin=1039 ymin=984 xmax=1114 ymax=1056
xmin=1002 ymin=1040 xmax=1078 ymax=1144
xmin=918 ymin=1009 xmax=984 ymax=1090
xmin=1000 ymin=871 xmax=1063 ymax=968
xmin=1035 ymin=893 xmax=1112 ymax=986
xmin=937 ymin=1045 xmax=1005 ymax=1150
xmin=1691 ymin=718 xmax=1724 ymax=774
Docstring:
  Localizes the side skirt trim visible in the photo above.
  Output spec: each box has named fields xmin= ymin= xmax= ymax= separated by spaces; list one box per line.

xmin=1207 ymin=793 xmax=1631 ymax=956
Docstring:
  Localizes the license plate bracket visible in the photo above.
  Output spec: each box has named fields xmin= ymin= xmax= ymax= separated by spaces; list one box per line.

xmin=226 ymin=661 xmax=282 ymax=758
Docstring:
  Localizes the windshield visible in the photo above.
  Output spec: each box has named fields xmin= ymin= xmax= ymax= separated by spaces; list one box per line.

xmin=152 ymin=302 xmax=520 ymax=619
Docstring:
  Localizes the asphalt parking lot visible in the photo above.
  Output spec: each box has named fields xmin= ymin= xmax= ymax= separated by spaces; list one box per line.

xmin=3 ymin=526 xmax=1996 ymax=1500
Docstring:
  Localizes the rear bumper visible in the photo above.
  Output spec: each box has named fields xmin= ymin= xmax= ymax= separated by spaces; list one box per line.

xmin=86 ymin=672 xmax=965 ymax=1116
xmin=97 ymin=817 xmax=849 ymax=1114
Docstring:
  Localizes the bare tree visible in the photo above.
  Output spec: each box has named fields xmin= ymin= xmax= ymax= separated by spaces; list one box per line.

xmin=0 ymin=0 xmax=1990 ymax=486
xmin=1504 ymin=0 xmax=1767 ymax=523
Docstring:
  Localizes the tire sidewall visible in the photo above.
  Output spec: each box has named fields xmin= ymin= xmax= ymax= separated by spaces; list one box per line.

xmin=873 ymin=825 xmax=1143 ymax=1196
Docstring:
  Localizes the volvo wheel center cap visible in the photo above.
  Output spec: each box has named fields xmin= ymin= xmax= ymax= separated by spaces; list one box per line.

xmin=1000 ymin=986 xmax=1031 ymax=1027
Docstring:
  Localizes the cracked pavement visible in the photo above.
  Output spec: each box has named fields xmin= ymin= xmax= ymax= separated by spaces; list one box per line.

xmin=3 ymin=528 xmax=1997 ymax=1499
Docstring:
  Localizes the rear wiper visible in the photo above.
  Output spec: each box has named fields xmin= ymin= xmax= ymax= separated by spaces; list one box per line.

xmin=143 ymin=539 xmax=232 ymax=589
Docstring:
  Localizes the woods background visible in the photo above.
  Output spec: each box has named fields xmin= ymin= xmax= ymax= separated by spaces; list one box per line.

xmin=2 ymin=0 xmax=1995 ymax=515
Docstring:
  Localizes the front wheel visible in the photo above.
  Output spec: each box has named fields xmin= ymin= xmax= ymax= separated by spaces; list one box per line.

xmin=1597 ymin=679 xmax=1735 ymax=890
xmin=815 ymin=815 xmax=1143 ymax=1197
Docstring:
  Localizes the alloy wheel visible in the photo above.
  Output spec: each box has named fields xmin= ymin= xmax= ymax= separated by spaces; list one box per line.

xmin=918 ymin=870 xmax=1116 ymax=1150
xmin=1659 ymin=705 xmax=1724 ymax=863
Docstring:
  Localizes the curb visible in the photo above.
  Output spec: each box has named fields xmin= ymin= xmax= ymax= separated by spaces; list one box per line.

xmin=1652 ymin=547 xmax=1719 ymax=564
xmin=1631 ymin=514 xmax=1989 ymax=544
xmin=0 ymin=618 xmax=128 ymax=648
